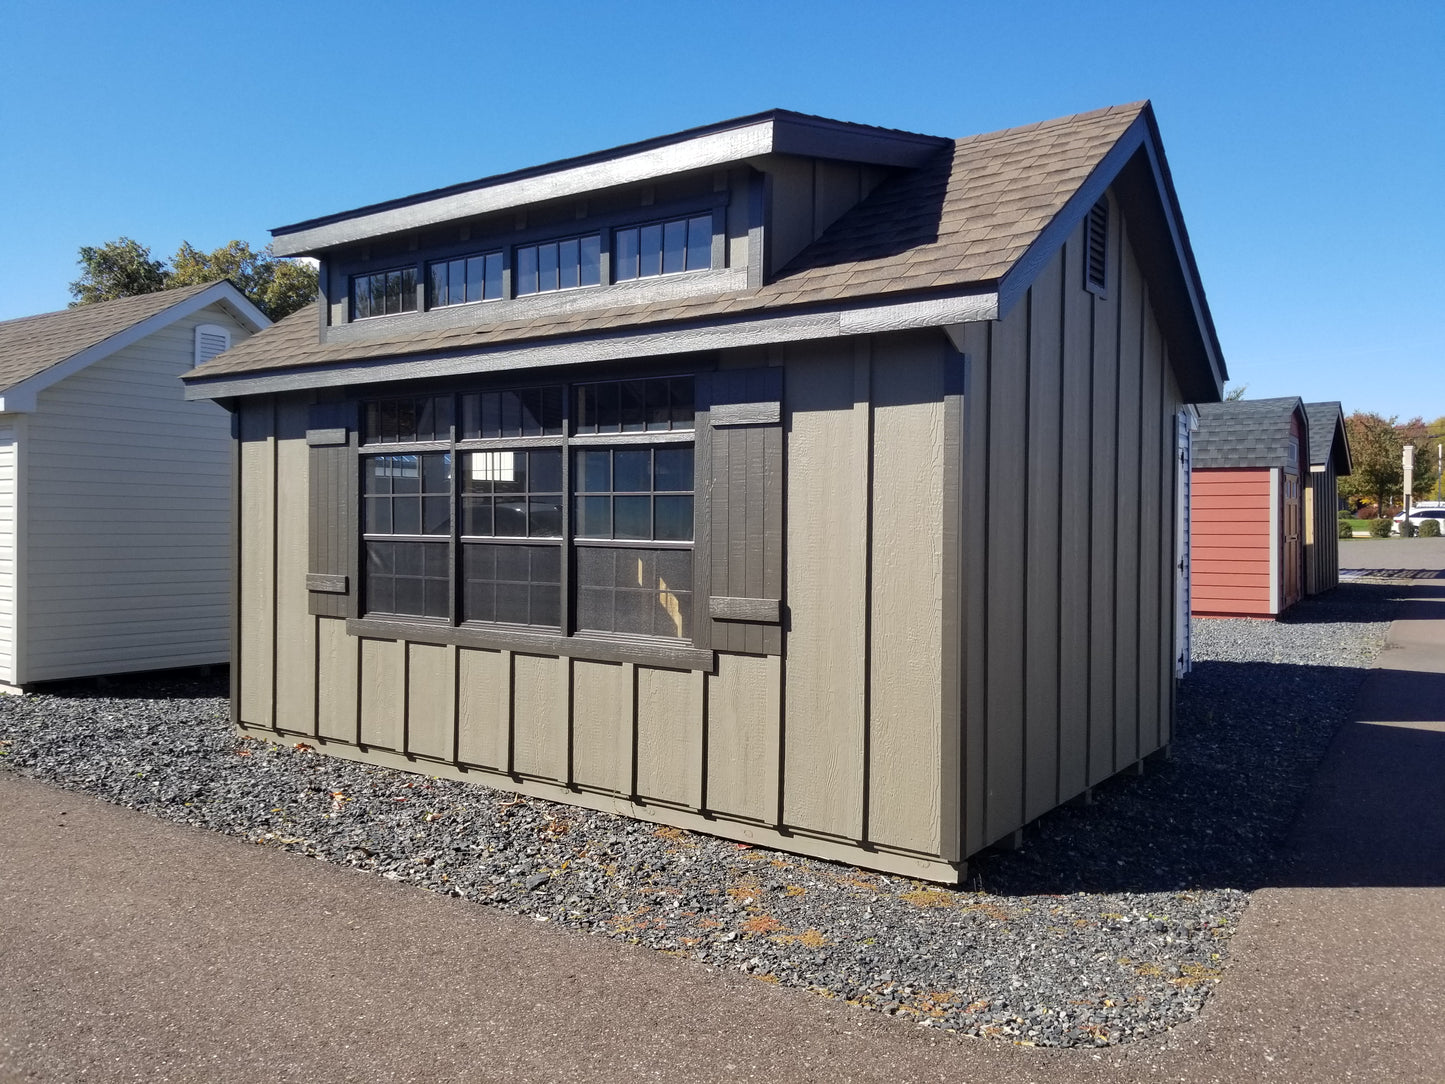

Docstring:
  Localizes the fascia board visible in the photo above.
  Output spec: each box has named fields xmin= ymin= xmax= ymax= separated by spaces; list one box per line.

xmin=184 ymin=290 xmax=998 ymax=401
xmin=2 ymin=282 xmax=270 ymax=412
xmin=272 ymin=122 xmax=780 ymax=257
xmin=1135 ymin=121 xmax=1227 ymax=396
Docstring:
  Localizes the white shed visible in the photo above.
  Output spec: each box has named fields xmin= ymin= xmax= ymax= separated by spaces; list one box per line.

xmin=0 ymin=282 xmax=268 ymax=688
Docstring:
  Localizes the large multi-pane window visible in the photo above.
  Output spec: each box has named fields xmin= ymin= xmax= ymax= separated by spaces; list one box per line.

xmin=351 ymin=212 xmax=719 ymax=323
xmin=359 ymin=377 xmax=694 ymax=640
xmin=353 ymin=267 xmax=418 ymax=319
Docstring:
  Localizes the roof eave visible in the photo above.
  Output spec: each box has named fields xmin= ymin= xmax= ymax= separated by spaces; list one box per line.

xmin=271 ymin=112 xmax=949 ymax=258
xmin=184 ymin=286 xmax=998 ymax=400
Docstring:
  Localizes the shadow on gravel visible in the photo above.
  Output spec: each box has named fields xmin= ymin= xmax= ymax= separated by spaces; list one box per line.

xmin=974 ymin=580 xmax=1423 ymax=899
xmin=23 ymin=668 xmax=229 ymax=702
xmin=1267 ymin=580 xmax=1445 ymax=623
xmin=972 ymin=657 xmax=1375 ymax=898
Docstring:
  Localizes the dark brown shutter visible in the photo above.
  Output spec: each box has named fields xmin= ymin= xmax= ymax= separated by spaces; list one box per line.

xmin=306 ymin=402 xmax=357 ymax=618
xmin=695 ymin=368 xmax=784 ymax=655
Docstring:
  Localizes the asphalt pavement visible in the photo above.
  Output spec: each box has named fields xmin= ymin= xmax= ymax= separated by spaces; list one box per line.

xmin=2 ymin=550 xmax=1443 ymax=1083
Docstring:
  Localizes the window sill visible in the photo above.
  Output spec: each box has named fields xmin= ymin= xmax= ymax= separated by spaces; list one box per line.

xmin=346 ymin=616 xmax=716 ymax=672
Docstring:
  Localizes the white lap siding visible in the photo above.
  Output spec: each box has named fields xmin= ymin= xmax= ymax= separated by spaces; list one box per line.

xmin=0 ymin=419 xmax=18 ymax=685
xmin=19 ymin=311 xmax=244 ymax=683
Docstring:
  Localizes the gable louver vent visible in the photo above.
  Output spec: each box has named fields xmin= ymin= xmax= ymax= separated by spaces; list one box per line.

xmin=1085 ymin=198 xmax=1109 ymax=294
xmin=194 ymin=324 xmax=231 ymax=365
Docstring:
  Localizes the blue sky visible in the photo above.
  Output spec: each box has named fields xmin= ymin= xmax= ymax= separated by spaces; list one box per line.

xmin=1 ymin=0 xmax=1440 ymax=418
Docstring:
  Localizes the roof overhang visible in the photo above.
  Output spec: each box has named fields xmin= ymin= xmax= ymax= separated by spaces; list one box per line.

xmin=184 ymin=287 xmax=996 ymax=401
xmin=271 ymin=111 xmax=949 ymax=257
xmin=998 ymin=107 xmax=1226 ymax=405
xmin=0 ymin=282 xmax=268 ymax=413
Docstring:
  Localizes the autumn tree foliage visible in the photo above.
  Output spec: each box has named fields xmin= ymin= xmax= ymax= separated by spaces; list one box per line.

xmin=69 ymin=237 xmax=317 ymax=321
xmin=1339 ymin=411 xmax=1441 ymax=513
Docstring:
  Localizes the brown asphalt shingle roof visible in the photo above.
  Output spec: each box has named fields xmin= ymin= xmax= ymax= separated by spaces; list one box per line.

xmin=191 ymin=103 xmax=1146 ymax=381
xmin=0 ymin=283 xmax=218 ymax=393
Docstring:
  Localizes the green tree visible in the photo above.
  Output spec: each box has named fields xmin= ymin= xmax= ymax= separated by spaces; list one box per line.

xmin=1223 ymin=382 xmax=1248 ymax=401
xmin=168 ymin=239 xmax=318 ymax=321
xmin=68 ymin=237 xmax=317 ymax=321
xmin=1338 ymin=412 xmax=1441 ymax=513
xmin=68 ymin=237 xmax=168 ymax=305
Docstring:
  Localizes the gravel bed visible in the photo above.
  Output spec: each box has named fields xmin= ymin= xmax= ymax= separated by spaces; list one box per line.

xmin=0 ymin=583 xmax=1393 ymax=1048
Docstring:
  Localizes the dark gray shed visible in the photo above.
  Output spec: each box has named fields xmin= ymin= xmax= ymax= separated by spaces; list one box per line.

xmin=1302 ymin=401 xmax=1352 ymax=595
xmin=184 ymin=102 xmax=1225 ymax=881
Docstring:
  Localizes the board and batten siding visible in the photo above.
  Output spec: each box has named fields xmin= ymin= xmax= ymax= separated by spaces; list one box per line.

xmin=1190 ymin=468 xmax=1273 ymax=616
xmin=0 ymin=418 xmax=19 ymax=686
xmin=234 ymin=329 xmax=963 ymax=880
xmin=1304 ymin=466 xmax=1340 ymax=595
xmin=18 ymin=308 xmax=250 ymax=683
xmin=954 ymin=194 xmax=1185 ymax=855
xmin=231 ymin=187 xmax=1190 ymax=878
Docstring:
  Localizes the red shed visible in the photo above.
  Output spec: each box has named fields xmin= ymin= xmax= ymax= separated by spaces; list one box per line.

xmin=1190 ymin=398 xmax=1309 ymax=617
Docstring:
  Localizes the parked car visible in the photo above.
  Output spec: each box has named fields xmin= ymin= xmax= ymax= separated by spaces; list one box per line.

xmin=1393 ymin=505 xmax=1445 ymax=534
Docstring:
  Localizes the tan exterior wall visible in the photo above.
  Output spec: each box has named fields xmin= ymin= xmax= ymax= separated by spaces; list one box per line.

xmin=953 ymin=193 xmax=1186 ymax=855
xmin=232 ymin=187 xmax=1191 ymax=878
xmin=235 ymin=329 xmax=961 ymax=881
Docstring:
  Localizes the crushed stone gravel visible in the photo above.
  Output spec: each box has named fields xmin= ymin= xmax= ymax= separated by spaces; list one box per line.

xmin=0 ymin=582 xmax=1394 ymax=1047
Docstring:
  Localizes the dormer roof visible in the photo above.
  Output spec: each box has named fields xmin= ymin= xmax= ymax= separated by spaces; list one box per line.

xmin=188 ymin=102 xmax=1225 ymax=404
xmin=271 ymin=110 xmax=950 ymax=257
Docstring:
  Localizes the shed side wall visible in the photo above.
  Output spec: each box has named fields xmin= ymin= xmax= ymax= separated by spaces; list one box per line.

xmin=1190 ymin=468 xmax=1273 ymax=615
xmin=232 ymin=329 xmax=957 ymax=880
xmin=961 ymin=194 xmax=1185 ymax=853
xmin=20 ymin=306 xmax=253 ymax=683
xmin=1304 ymin=466 xmax=1340 ymax=594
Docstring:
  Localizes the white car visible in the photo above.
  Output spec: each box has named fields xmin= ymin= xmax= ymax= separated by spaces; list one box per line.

xmin=1393 ymin=505 xmax=1445 ymax=534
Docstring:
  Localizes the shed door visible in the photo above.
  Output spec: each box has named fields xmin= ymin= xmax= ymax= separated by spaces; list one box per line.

xmin=1174 ymin=410 xmax=1192 ymax=677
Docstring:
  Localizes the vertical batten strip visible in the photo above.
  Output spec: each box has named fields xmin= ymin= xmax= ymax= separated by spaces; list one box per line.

xmin=859 ymin=338 xmax=874 ymax=843
xmin=938 ymin=347 xmax=966 ymax=863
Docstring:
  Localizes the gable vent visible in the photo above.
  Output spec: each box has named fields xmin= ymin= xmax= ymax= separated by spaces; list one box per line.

xmin=195 ymin=323 xmax=231 ymax=365
xmin=1085 ymin=198 xmax=1109 ymax=294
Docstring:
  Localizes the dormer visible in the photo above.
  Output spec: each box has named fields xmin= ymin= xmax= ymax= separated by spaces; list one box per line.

xmin=269 ymin=110 xmax=950 ymax=346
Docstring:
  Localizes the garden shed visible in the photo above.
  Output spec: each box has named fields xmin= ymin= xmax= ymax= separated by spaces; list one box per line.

xmin=1302 ymin=401 xmax=1352 ymax=595
xmin=1190 ymin=397 xmax=1309 ymax=617
xmin=185 ymin=102 xmax=1225 ymax=881
xmin=0 ymin=282 xmax=268 ymax=688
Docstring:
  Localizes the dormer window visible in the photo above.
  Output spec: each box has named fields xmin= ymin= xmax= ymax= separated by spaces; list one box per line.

xmin=515 ymin=233 xmax=602 ymax=295
xmin=353 ymin=267 xmax=418 ymax=319
xmin=430 ymin=251 xmax=503 ymax=308
xmin=614 ymin=214 xmax=712 ymax=281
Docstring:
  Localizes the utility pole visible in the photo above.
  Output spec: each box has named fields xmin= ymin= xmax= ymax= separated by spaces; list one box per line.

xmin=1403 ymin=442 xmax=1416 ymax=533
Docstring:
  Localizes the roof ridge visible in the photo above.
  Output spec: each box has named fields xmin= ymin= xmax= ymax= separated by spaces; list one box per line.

xmin=0 ymin=280 xmax=219 ymax=330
